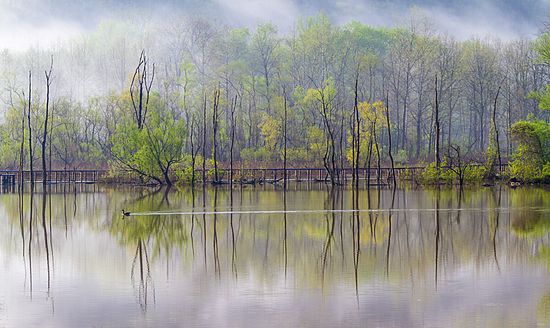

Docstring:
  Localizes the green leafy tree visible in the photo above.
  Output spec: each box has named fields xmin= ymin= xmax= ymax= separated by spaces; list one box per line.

xmin=111 ymin=96 xmax=186 ymax=185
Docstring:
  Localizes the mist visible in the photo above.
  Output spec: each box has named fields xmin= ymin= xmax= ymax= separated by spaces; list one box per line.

xmin=1 ymin=0 xmax=547 ymax=51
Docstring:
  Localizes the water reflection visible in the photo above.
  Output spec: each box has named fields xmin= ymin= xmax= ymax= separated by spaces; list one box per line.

xmin=131 ymin=238 xmax=154 ymax=311
xmin=0 ymin=184 xmax=549 ymax=327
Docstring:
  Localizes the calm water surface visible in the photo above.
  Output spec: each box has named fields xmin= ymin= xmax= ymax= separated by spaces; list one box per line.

xmin=0 ymin=184 xmax=549 ymax=327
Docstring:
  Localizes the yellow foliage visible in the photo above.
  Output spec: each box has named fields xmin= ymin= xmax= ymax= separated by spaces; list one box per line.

xmin=259 ymin=115 xmax=281 ymax=151
xmin=346 ymin=100 xmax=387 ymax=165
xmin=306 ymin=126 xmax=325 ymax=164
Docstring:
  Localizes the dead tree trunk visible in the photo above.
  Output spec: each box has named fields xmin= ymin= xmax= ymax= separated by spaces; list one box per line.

xmin=17 ymin=90 xmax=25 ymax=190
xmin=230 ymin=95 xmax=237 ymax=187
xmin=385 ymin=92 xmax=396 ymax=189
xmin=27 ymin=70 xmax=34 ymax=188
xmin=202 ymin=93 xmax=207 ymax=186
xmin=353 ymin=73 xmax=360 ymax=188
xmin=373 ymin=125 xmax=381 ymax=185
xmin=190 ymin=118 xmax=198 ymax=187
xmin=283 ymin=90 xmax=288 ymax=189
xmin=212 ymin=87 xmax=221 ymax=183
xmin=493 ymin=84 xmax=503 ymax=173
xmin=42 ymin=57 xmax=53 ymax=188
xmin=130 ymin=50 xmax=155 ymax=130
xmin=320 ymin=94 xmax=338 ymax=185
xmin=434 ymin=76 xmax=441 ymax=171
xmin=366 ymin=126 xmax=373 ymax=189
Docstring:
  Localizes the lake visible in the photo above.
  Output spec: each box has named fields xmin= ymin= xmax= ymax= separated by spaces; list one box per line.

xmin=0 ymin=184 xmax=549 ymax=327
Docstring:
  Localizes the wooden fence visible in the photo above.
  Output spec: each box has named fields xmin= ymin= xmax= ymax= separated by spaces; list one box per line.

xmin=0 ymin=169 xmax=108 ymax=185
xmin=216 ymin=167 xmax=424 ymax=183
xmin=0 ymin=163 xmax=507 ymax=186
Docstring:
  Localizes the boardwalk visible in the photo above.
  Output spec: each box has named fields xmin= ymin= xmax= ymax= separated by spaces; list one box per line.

xmin=211 ymin=167 xmax=423 ymax=183
xmin=0 ymin=163 xmax=506 ymax=186
xmin=0 ymin=169 xmax=107 ymax=185
xmin=196 ymin=164 xmax=506 ymax=184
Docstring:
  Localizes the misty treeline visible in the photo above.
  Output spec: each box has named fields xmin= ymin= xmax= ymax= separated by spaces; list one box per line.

xmin=0 ymin=14 xmax=549 ymax=185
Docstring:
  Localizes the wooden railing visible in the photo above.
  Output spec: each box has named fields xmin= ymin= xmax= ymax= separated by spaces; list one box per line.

xmin=209 ymin=167 xmax=423 ymax=182
xmin=0 ymin=169 xmax=108 ymax=185
xmin=195 ymin=163 xmax=507 ymax=183
xmin=0 ymin=163 xmax=507 ymax=185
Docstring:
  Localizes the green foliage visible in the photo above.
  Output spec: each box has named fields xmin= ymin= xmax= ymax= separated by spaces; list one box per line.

xmin=2 ymin=14 xmax=550 ymax=184
xmin=420 ymin=161 xmax=488 ymax=185
xmin=111 ymin=100 xmax=186 ymax=184
xmin=240 ymin=147 xmax=271 ymax=164
xmin=529 ymin=85 xmax=550 ymax=111
xmin=508 ymin=119 xmax=550 ymax=182
xmin=174 ymin=154 xmax=202 ymax=183
xmin=286 ymin=147 xmax=310 ymax=163
xmin=420 ymin=162 xmax=454 ymax=184
xmin=394 ymin=149 xmax=408 ymax=164
xmin=531 ymin=34 xmax=550 ymax=111
xmin=343 ymin=21 xmax=396 ymax=55
xmin=535 ymin=33 xmax=550 ymax=66
xmin=0 ymin=127 xmax=20 ymax=167
xmin=463 ymin=165 xmax=487 ymax=182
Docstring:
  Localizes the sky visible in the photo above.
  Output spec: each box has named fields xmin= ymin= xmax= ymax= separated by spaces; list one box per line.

xmin=0 ymin=0 xmax=548 ymax=51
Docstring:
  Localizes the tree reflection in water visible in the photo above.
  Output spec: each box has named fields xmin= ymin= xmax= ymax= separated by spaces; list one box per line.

xmin=131 ymin=238 xmax=154 ymax=311
xmin=1 ymin=184 xmax=549 ymax=325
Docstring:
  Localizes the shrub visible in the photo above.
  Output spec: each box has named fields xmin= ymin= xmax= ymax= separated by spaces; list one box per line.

xmin=509 ymin=119 xmax=550 ymax=183
xmin=420 ymin=161 xmax=453 ymax=184
xmin=464 ymin=165 xmax=487 ymax=182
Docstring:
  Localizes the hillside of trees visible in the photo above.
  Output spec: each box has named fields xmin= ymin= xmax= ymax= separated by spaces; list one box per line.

xmin=0 ymin=14 xmax=549 ymax=185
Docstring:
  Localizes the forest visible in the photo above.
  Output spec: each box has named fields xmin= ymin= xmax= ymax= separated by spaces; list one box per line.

xmin=0 ymin=13 xmax=549 ymax=185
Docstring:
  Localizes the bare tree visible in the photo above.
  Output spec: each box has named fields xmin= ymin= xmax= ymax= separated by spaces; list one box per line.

xmin=492 ymin=83 xmax=503 ymax=172
xmin=282 ymin=88 xmax=288 ymax=188
xmin=447 ymin=145 xmax=467 ymax=187
xmin=352 ymin=72 xmax=360 ymax=188
xmin=229 ymin=94 xmax=237 ymax=187
xmin=316 ymin=84 xmax=339 ymax=185
xmin=212 ymin=87 xmax=221 ymax=183
xmin=201 ymin=92 xmax=207 ymax=186
xmin=27 ymin=70 xmax=34 ymax=188
xmin=190 ymin=118 xmax=199 ymax=187
xmin=9 ymin=88 xmax=26 ymax=191
xmin=130 ymin=50 xmax=155 ymax=130
xmin=385 ymin=92 xmax=396 ymax=188
xmin=251 ymin=23 xmax=280 ymax=114
xmin=434 ymin=75 xmax=441 ymax=170
xmin=42 ymin=56 xmax=53 ymax=188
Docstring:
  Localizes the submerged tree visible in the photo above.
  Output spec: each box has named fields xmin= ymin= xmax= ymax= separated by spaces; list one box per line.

xmin=27 ymin=70 xmax=34 ymax=188
xmin=41 ymin=57 xmax=53 ymax=187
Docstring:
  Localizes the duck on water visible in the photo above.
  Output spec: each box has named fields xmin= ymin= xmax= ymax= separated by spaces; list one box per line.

xmin=122 ymin=209 xmax=131 ymax=217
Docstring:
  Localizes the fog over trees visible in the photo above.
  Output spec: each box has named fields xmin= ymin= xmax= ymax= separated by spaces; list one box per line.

xmin=0 ymin=1 xmax=549 ymax=185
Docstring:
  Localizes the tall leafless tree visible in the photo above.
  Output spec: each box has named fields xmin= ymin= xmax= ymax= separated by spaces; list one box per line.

xmin=212 ymin=87 xmax=221 ymax=183
xmin=27 ymin=70 xmax=34 ymax=188
xmin=42 ymin=56 xmax=53 ymax=188
xmin=434 ymin=75 xmax=441 ymax=170
xmin=130 ymin=50 xmax=155 ymax=130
